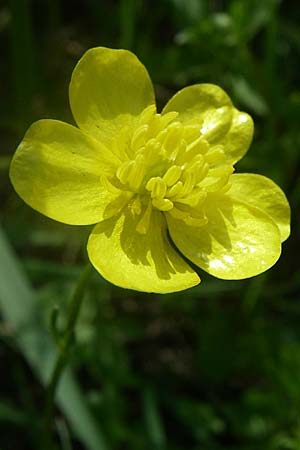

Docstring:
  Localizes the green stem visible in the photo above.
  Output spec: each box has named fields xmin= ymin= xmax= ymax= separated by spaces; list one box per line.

xmin=43 ymin=263 xmax=93 ymax=449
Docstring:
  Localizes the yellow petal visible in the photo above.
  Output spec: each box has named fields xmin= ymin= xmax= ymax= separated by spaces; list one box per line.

xmin=162 ymin=84 xmax=253 ymax=163
xmin=10 ymin=120 xmax=123 ymax=225
xmin=228 ymin=173 xmax=290 ymax=242
xmin=166 ymin=195 xmax=282 ymax=280
xmin=69 ymin=47 xmax=155 ymax=145
xmin=87 ymin=208 xmax=200 ymax=293
xmin=221 ymin=109 xmax=253 ymax=164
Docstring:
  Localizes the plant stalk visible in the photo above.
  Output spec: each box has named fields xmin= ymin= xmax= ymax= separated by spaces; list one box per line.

xmin=43 ymin=263 xmax=93 ymax=449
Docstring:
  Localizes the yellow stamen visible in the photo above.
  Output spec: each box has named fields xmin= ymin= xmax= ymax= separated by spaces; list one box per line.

xmin=116 ymin=158 xmax=145 ymax=191
xmin=176 ymin=189 xmax=206 ymax=208
xmin=163 ymin=165 xmax=182 ymax=187
xmin=131 ymin=124 xmax=148 ymax=152
xmin=146 ymin=177 xmax=167 ymax=198
xmin=138 ymin=104 xmax=156 ymax=125
xmin=170 ymin=138 xmax=186 ymax=162
xmin=148 ymin=114 xmax=162 ymax=136
xmin=184 ymin=215 xmax=208 ymax=227
xmin=167 ymin=181 xmax=183 ymax=198
xmin=162 ymin=122 xmax=183 ymax=153
xmin=145 ymin=138 xmax=161 ymax=162
xmin=180 ymin=171 xmax=195 ymax=196
xmin=152 ymin=198 xmax=173 ymax=211
xmin=160 ymin=111 xmax=178 ymax=128
xmin=185 ymin=137 xmax=209 ymax=162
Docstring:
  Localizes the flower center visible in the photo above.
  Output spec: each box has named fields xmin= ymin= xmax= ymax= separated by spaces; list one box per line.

xmin=103 ymin=105 xmax=234 ymax=234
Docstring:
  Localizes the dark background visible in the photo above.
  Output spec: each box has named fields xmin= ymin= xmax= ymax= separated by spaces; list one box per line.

xmin=0 ymin=0 xmax=299 ymax=449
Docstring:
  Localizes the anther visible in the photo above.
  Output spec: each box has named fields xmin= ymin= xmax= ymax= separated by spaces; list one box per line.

xmin=197 ymin=162 xmax=209 ymax=182
xmin=202 ymin=174 xmax=231 ymax=192
xmin=145 ymin=138 xmax=161 ymax=161
xmin=138 ymin=104 xmax=156 ymax=125
xmin=175 ymin=189 xmax=206 ymax=208
xmin=169 ymin=138 xmax=186 ymax=162
xmin=147 ymin=114 xmax=161 ymax=136
xmin=184 ymin=156 xmax=206 ymax=184
xmin=116 ymin=161 xmax=134 ymax=185
xmin=152 ymin=198 xmax=173 ymax=211
xmin=163 ymin=165 xmax=182 ymax=187
xmin=184 ymin=215 xmax=208 ymax=227
xmin=116 ymin=159 xmax=145 ymax=191
xmin=146 ymin=177 xmax=167 ymax=198
xmin=185 ymin=136 xmax=209 ymax=160
xmin=162 ymin=122 xmax=183 ymax=153
xmin=160 ymin=111 xmax=178 ymax=129
xmin=167 ymin=181 xmax=183 ymax=198
xmin=180 ymin=171 xmax=195 ymax=196
xmin=131 ymin=125 xmax=148 ymax=151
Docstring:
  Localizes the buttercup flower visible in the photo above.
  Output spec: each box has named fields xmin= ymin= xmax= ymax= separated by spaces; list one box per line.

xmin=10 ymin=47 xmax=290 ymax=293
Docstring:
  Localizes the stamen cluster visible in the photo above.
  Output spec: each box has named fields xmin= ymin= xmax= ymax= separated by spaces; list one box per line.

xmin=103 ymin=105 xmax=234 ymax=234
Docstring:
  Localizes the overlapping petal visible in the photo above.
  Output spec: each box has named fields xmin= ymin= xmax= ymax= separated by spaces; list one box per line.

xmin=88 ymin=206 xmax=200 ymax=293
xmin=162 ymin=84 xmax=253 ymax=163
xmin=166 ymin=195 xmax=281 ymax=280
xmin=10 ymin=120 xmax=123 ymax=225
xmin=9 ymin=46 xmax=290 ymax=293
xmin=69 ymin=47 xmax=156 ymax=146
xmin=228 ymin=174 xmax=290 ymax=242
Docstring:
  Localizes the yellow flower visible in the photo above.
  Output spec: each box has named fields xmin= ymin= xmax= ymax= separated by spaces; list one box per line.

xmin=10 ymin=47 xmax=290 ymax=293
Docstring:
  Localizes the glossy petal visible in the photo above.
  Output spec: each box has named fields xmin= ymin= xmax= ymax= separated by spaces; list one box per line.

xmin=162 ymin=84 xmax=253 ymax=163
xmin=10 ymin=120 xmax=123 ymax=225
xmin=69 ymin=47 xmax=155 ymax=145
xmin=221 ymin=109 xmax=253 ymax=164
xmin=88 ymin=207 xmax=200 ymax=293
xmin=166 ymin=195 xmax=281 ymax=280
xmin=228 ymin=173 xmax=290 ymax=242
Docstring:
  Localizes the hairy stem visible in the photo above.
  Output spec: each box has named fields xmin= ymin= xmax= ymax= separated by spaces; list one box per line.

xmin=43 ymin=263 xmax=93 ymax=449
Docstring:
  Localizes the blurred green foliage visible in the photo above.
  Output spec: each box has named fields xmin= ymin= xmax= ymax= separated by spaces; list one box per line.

xmin=0 ymin=0 xmax=299 ymax=449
